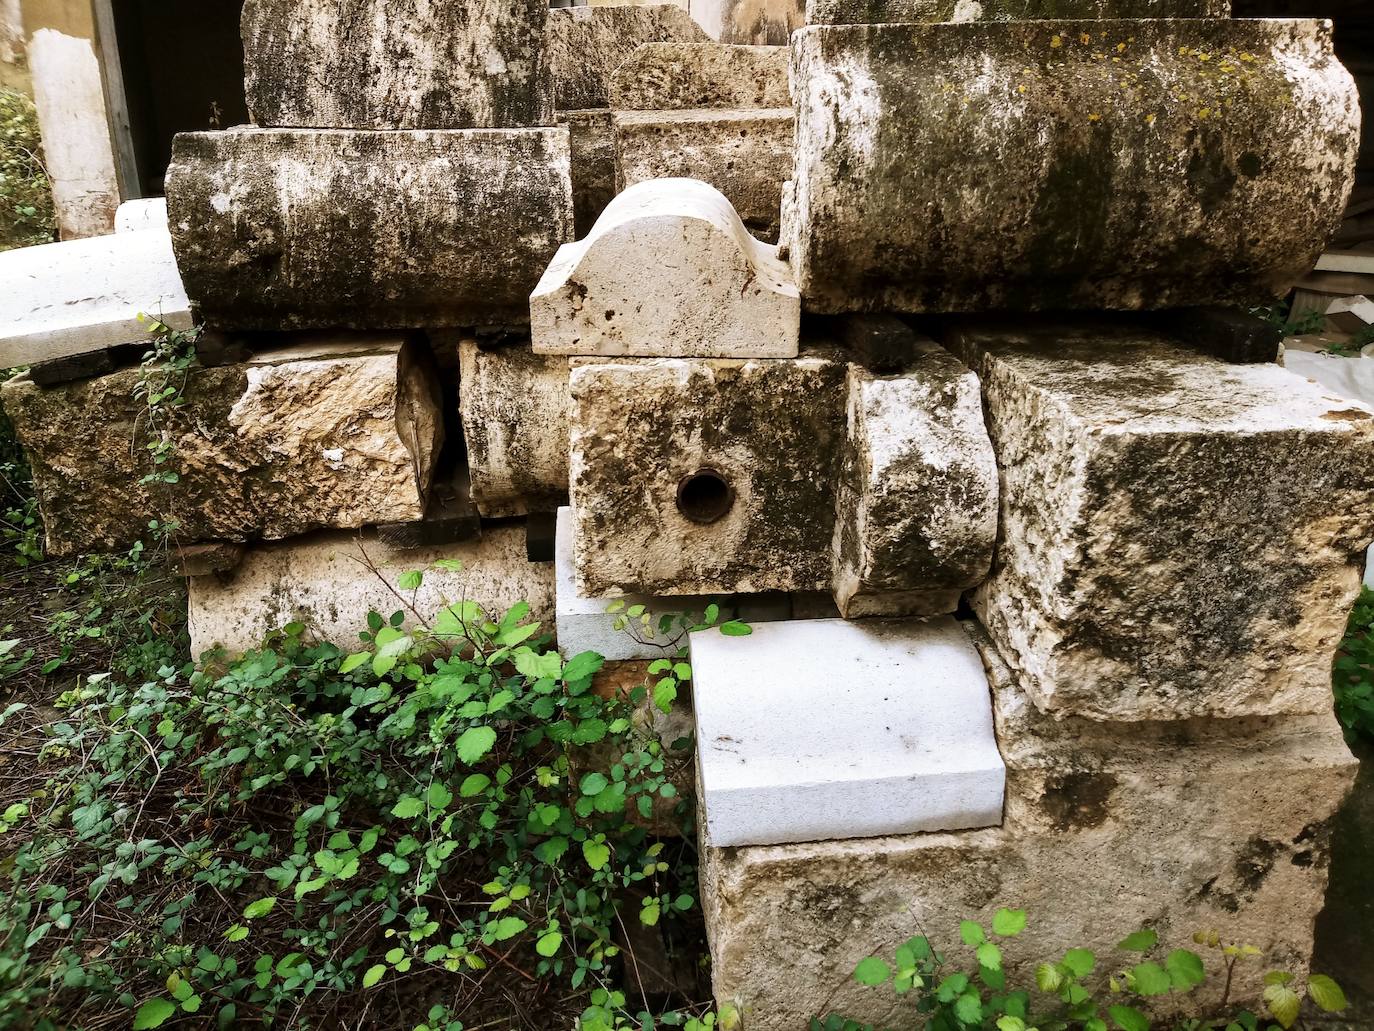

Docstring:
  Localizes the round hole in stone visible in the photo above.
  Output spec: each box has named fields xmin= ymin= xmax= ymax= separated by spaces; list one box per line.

xmin=676 ymin=469 xmax=735 ymax=525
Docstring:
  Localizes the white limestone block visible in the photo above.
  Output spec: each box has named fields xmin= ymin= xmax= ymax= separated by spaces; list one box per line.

xmin=0 ymin=228 xmax=192 ymax=368
xmin=530 ymin=178 xmax=798 ymax=358
xmin=189 ymin=525 xmax=553 ymax=659
xmin=691 ymin=616 xmax=1005 ymax=847
xmin=554 ymin=508 xmax=788 ymax=659
xmin=27 ymin=29 xmax=119 ymax=239
xmin=115 ymin=198 xmax=168 ymax=233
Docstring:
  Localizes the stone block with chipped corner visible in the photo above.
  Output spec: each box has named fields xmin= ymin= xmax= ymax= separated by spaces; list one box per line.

xmin=803 ymin=0 xmax=1228 ymax=23
xmin=2 ymin=337 xmax=443 ymax=557
xmin=569 ymin=354 xmax=847 ymax=596
xmin=700 ymin=622 xmax=1357 ymax=1031
xmin=949 ymin=321 xmax=1374 ymax=722
xmin=187 ymin=525 xmax=553 ymax=659
xmin=691 ymin=617 xmax=1005 ymax=847
xmin=786 ymin=19 xmax=1357 ymax=312
xmin=553 ymin=507 xmax=791 ymax=660
xmin=242 ymin=0 xmax=552 ymax=128
xmin=608 ymin=43 xmax=788 ymax=110
xmin=833 ymin=341 xmax=998 ymax=618
xmin=456 ymin=337 xmax=571 ymax=517
xmin=166 ymin=127 xmax=573 ymax=329
xmin=547 ymin=5 xmax=708 ymax=111
xmin=0 ymin=229 xmax=191 ymax=370
xmin=614 ymin=109 xmax=791 ymax=242
xmin=531 ymin=179 xmax=799 ymax=359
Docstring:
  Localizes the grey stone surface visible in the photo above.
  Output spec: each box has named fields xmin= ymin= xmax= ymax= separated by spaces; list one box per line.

xmin=614 ymin=108 xmax=792 ymax=241
xmin=547 ymin=5 xmax=708 ymax=111
xmin=609 ymin=43 xmax=788 ymax=110
xmin=786 ymin=19 xmax=1358 ymax=313
xmin=805 ymin=0 xmax=1229 ymax=23
xmin=2 ymin=337 xmax=442 ymax=557
xmin=166 ymin=127 xmax=573 ymax=329
xmin=569 ymin=353 xmax=847 ymax=596
xmin=950 ymin=321 xmax=1374 ymax=722
xmin=690 ymin=0 xmax=801 ymax=45
xmin=833 ymin=342 xmax=997 ymax=618
xmin=188 ymin=525 xmax=553 ymax=659
xmin=456 ymin=337 xmax=571 ymax=517
xmin=561 ymin=109 xmax=620 ymax=238
xmin=701 ymin=622 xmax=1358 ymax=1030
xmin=241 ymin=0 xmax=552 ymax=128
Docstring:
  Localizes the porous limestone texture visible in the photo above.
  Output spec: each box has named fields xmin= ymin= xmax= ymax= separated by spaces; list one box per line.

xmin=786 ymin=19 xmax=1358 ymax=313
xmin=691 ymin=617 xmax=1004 ymax=847
xmin=804 ymin=0 xmax=1229 ymax=23
xmin=166 ymin=127 xmax=573 ymax=329
xmin=833 ymin=343 xmax=998 ymax=618
xmin=531 ymin=179 xmax=799 ymax=358
xmin=547 ymin=5 xmax=708 ymax=111
xmin=188 ymin=525 xmax=553 ymax=659
xmin=241 ymin=0 xmax=552 ymax=128
xmin=950 ymin=321 xmax=1374 ymax=722
xmin=2 ymin=338 xmax=443 ymax=557
xmin=608 ymin=43 xmax=788 ymax=110
xmin=614 ymin=108 xmax=791 ymax=241
xmin=690 ymin=0 xmax=802 ymax=45
xmin=0 ymin=228 xmax=191 ymax=369
xmin=569 ymin=353 xmax=846 ymax=596
xmin=457 ymin=338 xmax=571 ymax=517
xmin=701 ymin=625 xmax=1358 ymax=1030
xmin=561 ymin=110 xmax=618 ymax=237
xmin=554 ymin=508 xmax=790 ymax=660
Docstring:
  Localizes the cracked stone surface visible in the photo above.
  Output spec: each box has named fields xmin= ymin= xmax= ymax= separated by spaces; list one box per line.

xmin=786 ymin=19 xmax=1358 ymax=312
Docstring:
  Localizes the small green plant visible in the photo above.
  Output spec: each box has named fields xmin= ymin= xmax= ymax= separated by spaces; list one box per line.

xmin=0 ymin=89 xmax=55 ymax=253
xmin=606 ymin=601 xmax=752 ymax=715
xmin=1333 ymin=585 xmax=1374 ymax=743
xmin=816 ymin=911 xmax=1347 ymax=1031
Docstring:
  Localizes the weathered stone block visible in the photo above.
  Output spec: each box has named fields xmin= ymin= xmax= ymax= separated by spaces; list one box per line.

xmin=804 ymin=0 xmax=1229 ymax=24
xmin=787 ymin=20 xmax=1358 ymax=313
xmin=188 ymin=525 xmax=553 ymax=659
xmin=241 ymin=0 xmax=552 ymax=128
xmin=692 ymin=617 xmax=1005 ymax=847
xmin=569 ymin=354 xmax=847 ymax=596
xmin=614 ymin=108 xmax=791 ymax=241
xmin=561 ymin=109 xmax=619 ymax=238
xmin=531 ymin=179 xmax=799 ymax=358
xmin=609 ymin=43 xmax=788 ymax=110
xmin=833 ymin=342 xmax=997 ymax=618
xmin=0 ymin=228 xmax=191 ymax=369
xmin=554 ymin=508 xmax=791 ymax=660
xmin=950 ymin=322 xmax=1374 ymax=721
xmin=166 ymin=127 xmax=573 ymax=329
xmin=548 ymin=5 xmax=709 ymax=111
xmin=116 ymin=198 xmax=168 ymax=234
xmin=457 ymin=338 xmax=571 ymax=517
xmin=2 ymin=337 xmax=443 ymax=557
xmin=690 ymin=0 xmax=801 ymax=45
xmin=700 ymin=625 xmax=1357 ymax=1030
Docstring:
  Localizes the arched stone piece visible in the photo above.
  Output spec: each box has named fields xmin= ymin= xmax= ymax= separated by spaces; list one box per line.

xmin=531 ymin=178 xmax=799 ymax=358
xmin=787 ymin=19 xmax=1359 ymax=313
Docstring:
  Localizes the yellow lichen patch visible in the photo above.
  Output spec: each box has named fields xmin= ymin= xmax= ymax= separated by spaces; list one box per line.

xmin=1088 ymin=112 xmax=1101 ymax=122
xmin=1144 ymin=112 xmax=1156 ymax=125
xmin=1051 ymin=35 xmax=1063 ymax=49
xmin=1080 ymin=33 xmax=1092 ymax=46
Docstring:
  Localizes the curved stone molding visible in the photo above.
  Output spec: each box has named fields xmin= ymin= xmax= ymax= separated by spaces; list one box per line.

xmin=242 ymin=0 xmax=552 ymax=128
xmin=787 ymin=19 xmax=1358 ymax=313
xmin=167 ymin=127 xmax=574 ymax=329
xmin=531 ymin=178 xmax=799 ymax=358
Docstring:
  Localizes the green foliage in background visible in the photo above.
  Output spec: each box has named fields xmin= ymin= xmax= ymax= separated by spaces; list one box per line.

xmin=0 ymin=88 xmax=55 ymax=252
xmin=1334 ymin=585 xmax=1374 ymax=743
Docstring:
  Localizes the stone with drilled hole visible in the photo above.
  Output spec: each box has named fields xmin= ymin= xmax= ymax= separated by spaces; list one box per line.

xmin=569 ymin=354 xmax=846 ymax=595
xmin=167 ymin=127 xmax=573 ymax=329
xmin=2 ymin=337 xmax=442 ymax=557
xmin=949 ymin=321 xmax=1374 ymax=721
xmin=532 ymin=179 xmax=798 ymax=358
xmin=613 ymin=109 xmax=792 ymax=241
xmin=692 ymin=616 xmax=1005 ymax=847
xmin=786 ymin=19 xmax=1358 ymax=312
xmin=609 ymin=43 xmax=788 ymax=110
xmin=833 ymin=341 xmax=998 ymax=618
xmin=547 ymin=5 xmax=709 ymax=111
xmin=187 ymin=525 xmax=552 ymax=659
xmin=242 ymin=0 xmax=552 ymax=128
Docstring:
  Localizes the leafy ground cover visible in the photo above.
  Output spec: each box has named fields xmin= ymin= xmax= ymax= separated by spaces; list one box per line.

xmin=0 ymin=87 xmax=56 ymax=253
